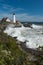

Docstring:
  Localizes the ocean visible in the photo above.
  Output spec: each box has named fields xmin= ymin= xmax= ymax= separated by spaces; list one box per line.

xmin=4 ymin=22 xmax=43 ymax=49
xmin=21 ymin=22 xmax=43 ymax=25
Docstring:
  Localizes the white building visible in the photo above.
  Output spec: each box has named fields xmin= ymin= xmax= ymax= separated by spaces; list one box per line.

xmin=6 ymin=18 xmax=11 ymax=22
xmin=13 ymin=13 xmax=16 ymax=23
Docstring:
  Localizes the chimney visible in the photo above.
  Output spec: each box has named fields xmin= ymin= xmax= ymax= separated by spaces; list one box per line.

xmin=13 ymin=13 xmax=16 ymax=23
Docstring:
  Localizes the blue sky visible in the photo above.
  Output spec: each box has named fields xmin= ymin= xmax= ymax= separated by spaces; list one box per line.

xmin=0 ymin=0 xmax=43 ymax=22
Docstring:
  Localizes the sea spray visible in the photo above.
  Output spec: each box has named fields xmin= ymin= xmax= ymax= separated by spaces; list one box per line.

xmin=4 ymin=24 xmax=43 ymax=49
xmin=31 ymin=24 xmax=43 ymax=29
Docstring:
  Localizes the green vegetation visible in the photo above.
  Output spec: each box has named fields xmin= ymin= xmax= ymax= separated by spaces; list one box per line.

xmin=0 ymin=32 xmax=27 ymax=65
xmin=0 ymin=20 xmax=43 ymax=65
xmin=0 ymin=32 xmax=43 ymax=65
xmin=0 ymin=32 xmax=31 ymax=65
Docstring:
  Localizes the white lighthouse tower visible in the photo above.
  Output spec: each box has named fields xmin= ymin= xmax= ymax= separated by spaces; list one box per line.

xmin=13 ymin=13 xmax=16 ymax=23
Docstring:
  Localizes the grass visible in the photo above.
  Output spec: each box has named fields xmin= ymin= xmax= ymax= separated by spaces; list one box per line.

xmin=0 ymin=32 xmax=43 ymax=65
xmin=0 ymin=32 xmax=28 ymax=65
xmin=0 ymin=21 xmax=43 ymax=65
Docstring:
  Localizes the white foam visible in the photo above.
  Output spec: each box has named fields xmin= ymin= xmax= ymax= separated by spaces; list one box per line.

xmin=31 ymin=24 xmax=43 ymax=29
xmin=26 ymin=41 xmax=39 ymax=49
xmin=4 ymin=27 xmax=13 ymax=35
xmin=4 ymin=24 xmax=43 ymax=49
xmin=17 ymin=36 xmax=26 ymax=42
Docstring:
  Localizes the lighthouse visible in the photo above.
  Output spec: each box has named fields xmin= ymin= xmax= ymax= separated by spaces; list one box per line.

xmin=13 ymin=13 xmax=16 ymax=23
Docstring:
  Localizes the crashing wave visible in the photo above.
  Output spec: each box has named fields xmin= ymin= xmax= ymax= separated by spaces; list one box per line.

xmin=31 ymin=24 xmax=43 ymax=29
xmin=4 ymin=24 xmax=43 ymax=49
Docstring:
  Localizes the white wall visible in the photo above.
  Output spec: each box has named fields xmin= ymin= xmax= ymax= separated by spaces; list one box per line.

xmin=13 ymin=15 xmax=16 ymax=23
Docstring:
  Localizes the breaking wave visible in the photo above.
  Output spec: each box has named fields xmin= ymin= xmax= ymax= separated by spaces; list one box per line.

xmin=4 ymin=24 xmax=43 ymax=49
xmin=31 ymin=24 xmax=43 ymax=29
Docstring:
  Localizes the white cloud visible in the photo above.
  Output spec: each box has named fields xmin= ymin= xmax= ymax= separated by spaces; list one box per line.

xmin=2 ymin=4 xmax=24 ymax=13
xmin=16 ymin=13 xmax=43 ymax=22
xmin=0 ymin=12 xmax=12 ymax=19
xmin=2 ymin=4 xmax=11 ymax=9
xmin=0 ymin=9 xmax=43 ymax=22
xmin=11 ymin=8 xmax=24 ymax=12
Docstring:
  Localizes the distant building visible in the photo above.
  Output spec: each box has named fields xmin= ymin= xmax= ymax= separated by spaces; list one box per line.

xmin=6 ymin=18 xmax=11 ymax=22
xmin=1 ymin=17 xmax=11 ymax=22
xmin=1 ymin=13 xmax=23 ymax=27
xmin=13 ymin=13 xmax=16 ymax=23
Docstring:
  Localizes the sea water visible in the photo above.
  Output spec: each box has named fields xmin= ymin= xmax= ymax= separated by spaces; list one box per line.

xmin=4 ymin=22 xmax=43 ymax=49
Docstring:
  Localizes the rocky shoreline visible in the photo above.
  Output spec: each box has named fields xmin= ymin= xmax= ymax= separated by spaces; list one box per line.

xmin=14 ymin=37 xmax=43 ymax=56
